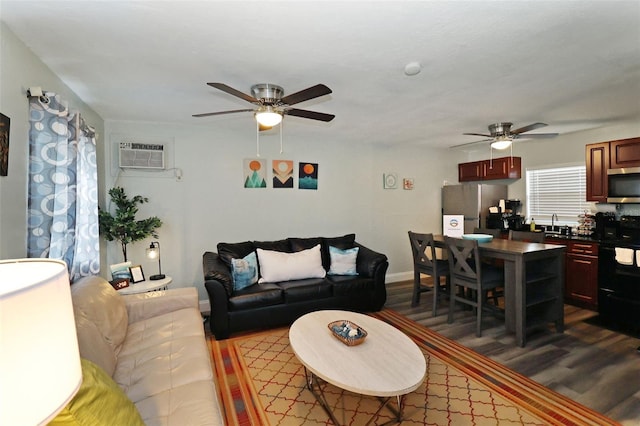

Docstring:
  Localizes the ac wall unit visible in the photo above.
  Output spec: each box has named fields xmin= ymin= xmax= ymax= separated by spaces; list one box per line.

xmin=118 ymin=142 xmax=165 ymax=169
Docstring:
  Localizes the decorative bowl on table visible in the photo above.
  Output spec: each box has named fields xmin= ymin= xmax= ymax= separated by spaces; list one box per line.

xmin=328 ymin=320 xmax=368 ymax=346
xmin=462 ymin=234 xmax=494 ymax=243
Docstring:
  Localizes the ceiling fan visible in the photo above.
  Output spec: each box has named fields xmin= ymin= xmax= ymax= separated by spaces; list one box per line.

xmin=193 ymin=83 xmax=335 ymax=130
xmin=454 ymin=122 xmax=558 ymax=149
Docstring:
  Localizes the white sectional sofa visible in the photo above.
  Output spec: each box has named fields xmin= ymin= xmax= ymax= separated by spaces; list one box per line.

xmin=70 ymin=275 xmax=223 ymax=425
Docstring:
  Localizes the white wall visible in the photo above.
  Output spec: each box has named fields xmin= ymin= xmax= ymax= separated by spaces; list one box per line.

xmin=103 ymin=120 xmax=459 ymax=299
xmin=0 ymin=22 xmax=104 ymax=259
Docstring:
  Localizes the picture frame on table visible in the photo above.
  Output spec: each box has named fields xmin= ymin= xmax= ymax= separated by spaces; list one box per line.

xmin=129 ymin=265 xmax=145 ymax=283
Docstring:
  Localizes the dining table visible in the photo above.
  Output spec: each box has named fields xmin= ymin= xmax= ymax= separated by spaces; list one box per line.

xmin=435 ymin=235 xmax=566 ymax=347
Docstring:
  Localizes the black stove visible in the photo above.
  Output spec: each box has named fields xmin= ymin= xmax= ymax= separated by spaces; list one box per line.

xmin=598 ymin=215 xmax=640 ymax=335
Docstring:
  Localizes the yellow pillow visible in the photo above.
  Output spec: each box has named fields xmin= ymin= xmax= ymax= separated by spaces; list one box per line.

xmin=49 ymin=359 xmax=144 ymax=426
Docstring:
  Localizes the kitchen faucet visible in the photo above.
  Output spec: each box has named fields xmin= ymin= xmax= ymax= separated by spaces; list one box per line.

xmin=552 ymin=213 xmax=558 ymax=228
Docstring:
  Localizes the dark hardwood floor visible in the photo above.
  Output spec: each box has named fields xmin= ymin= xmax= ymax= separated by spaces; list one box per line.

xmin=385 ymin=279 xmax=640 ymax=425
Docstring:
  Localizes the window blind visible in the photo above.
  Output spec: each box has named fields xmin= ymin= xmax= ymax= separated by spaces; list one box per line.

xmin=526 ymin=165 xmax=589 ymax=225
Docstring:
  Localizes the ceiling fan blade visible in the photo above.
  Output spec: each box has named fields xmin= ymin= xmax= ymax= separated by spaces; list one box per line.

xmin=207 ymin=83 xmax=259 ymax=103
xmin=514 ymin=133 xmax=558 ymax=139
xmin=463 ymin=132 xmax=493 ymax=138
xmin=280 ymin=84 xmax=332 ymax=106
xmin=511 ymin=122 xmax=548 ymax=134
xmin=451 ymin=138 xmax=493 ymax=149
xmin=285 ymin=108 xmax=335 ymax=122
xmin=192 ymin=109 xmax=254 ymax=118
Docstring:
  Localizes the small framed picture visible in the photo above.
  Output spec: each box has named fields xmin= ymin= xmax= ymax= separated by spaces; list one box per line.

xmin=129 ymin=265 xmax=145 ymax=283
xmin=383 ymin=172 xmax=398 ymax=189
xmin=403 ymin=178 xmax=414 ymax=190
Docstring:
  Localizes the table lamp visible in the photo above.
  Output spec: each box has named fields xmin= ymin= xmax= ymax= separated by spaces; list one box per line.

xmin=146 ymin=241 xmax=165 ymax=280
xmin=0 ymin=259 xmax=82 ymax=425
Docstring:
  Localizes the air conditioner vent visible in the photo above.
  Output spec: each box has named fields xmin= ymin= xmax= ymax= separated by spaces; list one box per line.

xmin=119 ymin=142 xmax=165 ymax=169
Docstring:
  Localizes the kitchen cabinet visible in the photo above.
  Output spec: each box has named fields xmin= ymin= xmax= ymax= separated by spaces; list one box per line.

xmin=585 ymin=137 xmax=640 ymax=202
xmin=610 ymin=137 xmax=640 ymax=169
xmin=458 ymin=161 xmax=483 ymax=181
xmin=546 ymin=238 xmax=598 ymax=310
xmin=458 ymin=156 xmax=521 ymax=182
xmin=585 ymin=142 xmax=609 ymax=202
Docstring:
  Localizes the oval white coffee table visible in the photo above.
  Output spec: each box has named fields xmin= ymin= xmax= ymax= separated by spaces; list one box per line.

xmin=289 ymin=310 xmax=426 ymax=425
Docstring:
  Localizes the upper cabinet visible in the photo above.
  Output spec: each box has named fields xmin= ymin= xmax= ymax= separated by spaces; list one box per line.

xmin=610 ymin=137 xmax=640 ymax=169
xmin=585 ymin=142 xmax=609 ymax=202
xmin=585 ymin=137 xmax=640 ymax=201
xmin=459 ymin=156 xmax=521 ymax=182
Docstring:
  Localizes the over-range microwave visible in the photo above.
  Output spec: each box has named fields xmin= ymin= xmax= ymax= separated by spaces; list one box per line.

xmin=607 ymin=167 xmax=640 ymax=203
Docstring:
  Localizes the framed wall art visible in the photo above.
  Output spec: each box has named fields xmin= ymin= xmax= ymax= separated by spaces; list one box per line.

xmin=273 ymin=159 xmax=293 ymax=188
xmin=243 ymin=158 xmax=267 ymax=188
xmin=383 ymin=173 xmax=398 ymax=189
xmin=403 ymin=178 xmax=414 ymax=190
xmin=299 ymin=162 xmax=318 ymax=190
xmin=0 ymin=113 xmax=9 ymax=176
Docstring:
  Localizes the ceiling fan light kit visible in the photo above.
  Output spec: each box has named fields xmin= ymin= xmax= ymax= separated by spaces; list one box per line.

xmin=255 ymin=106 xmax=283 ymax=127
xmin=490 ymin=137 xmax=513 ymax=150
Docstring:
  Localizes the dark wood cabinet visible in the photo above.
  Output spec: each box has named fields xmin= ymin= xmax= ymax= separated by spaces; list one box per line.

xmin=610 ymin=137 xmax=640 ymax=169
xmin=585 ymin=142 xmax=609 ymax=202
xmin=483 ymin=156 xmax=521 ymax=180
xmin=458 ymin=157 xmax=521 ymax=182
xmin=545 ymin=238 xmax=598 ymax=311
xmin=458 ymin=161 xmax=483 ymax=181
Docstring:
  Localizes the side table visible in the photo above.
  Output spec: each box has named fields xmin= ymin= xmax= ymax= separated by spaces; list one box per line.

xmin=117 ymin=276 xmax=172 ymax=295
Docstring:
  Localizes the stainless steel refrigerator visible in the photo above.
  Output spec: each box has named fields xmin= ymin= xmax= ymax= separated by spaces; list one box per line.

xmin=442 ymin=184 xmax=508 ymax=234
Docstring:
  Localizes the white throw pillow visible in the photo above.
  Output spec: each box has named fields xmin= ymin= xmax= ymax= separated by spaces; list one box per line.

xmin=257 ymin=244 xmax=326 ymax=283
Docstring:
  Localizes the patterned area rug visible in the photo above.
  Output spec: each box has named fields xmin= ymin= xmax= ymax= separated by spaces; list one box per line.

xmin=208 ymin=309 xmax=618 ymax=425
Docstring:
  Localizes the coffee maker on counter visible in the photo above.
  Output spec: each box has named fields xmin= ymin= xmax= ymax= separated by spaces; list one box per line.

xmin=486 ymin=199 xmax=524 ymax=231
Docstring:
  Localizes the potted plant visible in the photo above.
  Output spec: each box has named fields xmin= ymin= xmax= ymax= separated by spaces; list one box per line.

xmin=98 ymin=186 xmax=162 ymax=261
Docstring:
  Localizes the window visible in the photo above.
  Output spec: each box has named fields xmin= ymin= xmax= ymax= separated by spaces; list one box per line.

xmin=526 ymin=165 xmax=590 ymax=226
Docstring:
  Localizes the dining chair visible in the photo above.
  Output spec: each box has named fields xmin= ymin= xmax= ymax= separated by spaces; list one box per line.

xmin=473 ymin=227 xmax=502 ymax=238
xmin=408 ymin=232 xmax=449 ymax=316
xmin=444 ymin=236 xmax=504 ymax=337
xmin=509 ymin=230 xmax=545 ymax=243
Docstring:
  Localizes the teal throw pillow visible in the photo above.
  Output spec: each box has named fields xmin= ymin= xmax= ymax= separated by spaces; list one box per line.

xmin=328 ymin=246 xmax=359 ymax=276
xmin=231 ymin=251 xmax=258 ymax=291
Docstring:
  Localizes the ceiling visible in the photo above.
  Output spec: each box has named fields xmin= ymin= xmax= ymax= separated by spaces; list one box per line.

xmin=2 ymin=1 xmax=639 ymax=149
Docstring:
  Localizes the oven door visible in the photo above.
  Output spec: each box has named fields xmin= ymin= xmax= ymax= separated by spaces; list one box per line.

xmin=598 ymin=243 xmax=640 ymax=332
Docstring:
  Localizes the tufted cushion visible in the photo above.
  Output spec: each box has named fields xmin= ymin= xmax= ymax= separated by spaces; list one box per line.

xmin=289 ymin=237 xmax=323 ymax=252
xmin=321 ymin=234 xmax=356 ymax=269
xmin=217 ymin=241 xmax=255 ymax=269
xmin=253 ymin=238 xmax=291 ymax=252
xmin=71 ymin=276 xmax=128 ymax=354
xmin=72 ymin=308 xmax=117 ymax=377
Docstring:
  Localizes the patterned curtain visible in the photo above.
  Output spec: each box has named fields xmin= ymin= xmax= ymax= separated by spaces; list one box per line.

xmin=27 ymin=93 xmax=100 ymax=280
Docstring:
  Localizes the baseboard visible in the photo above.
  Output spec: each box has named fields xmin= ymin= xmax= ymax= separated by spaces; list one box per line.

xmin=385 ymin=271 xmax=412 ymax=283
xmin=199 ymin=299 xmax=210 ymax=316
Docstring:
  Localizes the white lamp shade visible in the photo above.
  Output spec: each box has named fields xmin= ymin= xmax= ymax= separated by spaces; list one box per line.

xmin=491 ymin=139 xmax=512 ymax=150
xmin=255 ymin=109 xmax=282 ymax=127
xmin=0 ymin=259 xmax=81 ymax=425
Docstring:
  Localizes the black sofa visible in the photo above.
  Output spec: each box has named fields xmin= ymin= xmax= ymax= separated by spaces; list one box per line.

xmin=203 ymin=234 xmax=388 ymax=339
